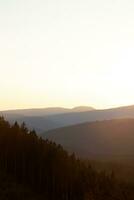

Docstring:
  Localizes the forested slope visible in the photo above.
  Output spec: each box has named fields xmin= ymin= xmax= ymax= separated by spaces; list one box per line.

xmin=0 ymin=117 xmax=134 ymax=199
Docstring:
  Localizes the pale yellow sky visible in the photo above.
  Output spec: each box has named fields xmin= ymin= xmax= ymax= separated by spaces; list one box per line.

xmin=0 ymin=0 xmax=134 ymax=110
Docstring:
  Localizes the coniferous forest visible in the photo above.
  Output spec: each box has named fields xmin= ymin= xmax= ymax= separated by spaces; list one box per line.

xmin=0 ymin=116 xmax=134 ymax=200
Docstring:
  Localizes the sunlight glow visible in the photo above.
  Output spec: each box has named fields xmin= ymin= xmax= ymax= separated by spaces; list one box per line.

xmin=0 ymin=0 xmax=134 ymax=110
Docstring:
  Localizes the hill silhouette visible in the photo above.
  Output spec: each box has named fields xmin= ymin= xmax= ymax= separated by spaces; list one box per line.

xmin=0 ymin=106 xmax=95 ymax=117
xmin=1 ymin=105 xmax=134 ymax=133
xmin=43 ymin=118 xmax=134 ymax=160
xmin=0 ymin=116 xmax=132 ymax=199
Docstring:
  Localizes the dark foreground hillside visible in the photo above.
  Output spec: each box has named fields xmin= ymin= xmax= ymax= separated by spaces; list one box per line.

xmin=0 ymin=170 xmax=44 ymax=200
xmin=0 ymin=117 xmax=134 ymax=199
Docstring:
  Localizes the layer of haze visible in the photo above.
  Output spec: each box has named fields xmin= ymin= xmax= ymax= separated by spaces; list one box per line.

xmin=0 ymin=0 xmax=134 ymax=110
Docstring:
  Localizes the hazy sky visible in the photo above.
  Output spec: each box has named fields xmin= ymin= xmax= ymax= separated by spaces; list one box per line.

xmin=0 ymin=0 xmax=134 ymax=110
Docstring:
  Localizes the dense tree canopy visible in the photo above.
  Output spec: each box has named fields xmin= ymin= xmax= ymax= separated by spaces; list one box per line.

xmin=0 ymin=116 xmax=133 ymax=200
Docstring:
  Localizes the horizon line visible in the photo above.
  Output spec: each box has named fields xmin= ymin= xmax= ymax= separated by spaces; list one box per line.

xmin=0 ymin=104 xmax=134 ymax=112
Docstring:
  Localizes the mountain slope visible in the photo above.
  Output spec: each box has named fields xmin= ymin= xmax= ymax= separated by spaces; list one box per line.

xmin=43 ymin=105 xmax=134 ymax=129
xmin=10 ymin=116 xmax=62 ymax=133
xmin=2 ymin=105 xmax=134 ymax=133
xmin=1 ymin=116 xmax=128 ymax=200
xmin=43 ymin=118 xmax=134 ymax=160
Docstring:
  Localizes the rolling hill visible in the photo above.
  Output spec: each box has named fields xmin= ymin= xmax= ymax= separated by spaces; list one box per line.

xmin=43 ymin=118 xmax=134 ymax=160
xmin=0 ymin=106 xmax=94 ymax=117
xmin=1 ymin=105 xmax=134 ymax=133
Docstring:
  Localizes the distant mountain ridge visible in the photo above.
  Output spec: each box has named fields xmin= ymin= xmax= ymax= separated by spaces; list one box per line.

xmin=0 ymin=106 xmax=95 ymax=117
xmin=1 ymin=105 xmax=134 ymax=133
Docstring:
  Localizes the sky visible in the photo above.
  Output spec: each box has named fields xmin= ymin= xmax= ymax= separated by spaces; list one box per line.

xmin=0 ymin=0 xmax=134 ymax=110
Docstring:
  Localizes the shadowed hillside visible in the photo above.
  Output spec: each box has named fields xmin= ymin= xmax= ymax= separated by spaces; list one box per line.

xmin=0 ymin=116 xmax=134 ymax=199
xmin=43 ymin=118 xmax=134 ymax=160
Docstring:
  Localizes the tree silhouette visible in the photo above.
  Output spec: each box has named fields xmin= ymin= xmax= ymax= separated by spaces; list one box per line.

xmin=0 ymin=116 xmax=133 ymax=199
